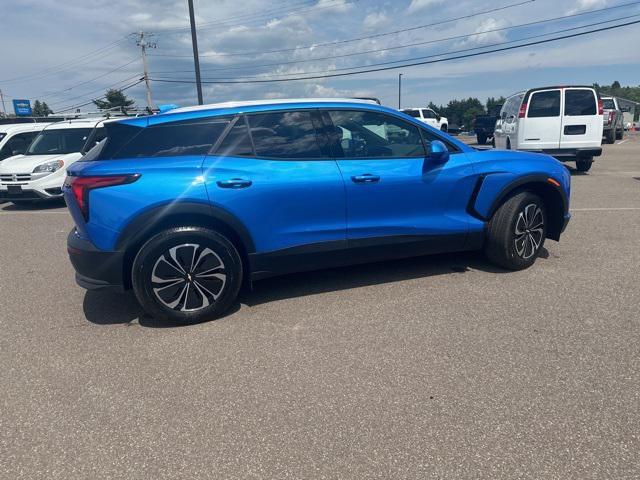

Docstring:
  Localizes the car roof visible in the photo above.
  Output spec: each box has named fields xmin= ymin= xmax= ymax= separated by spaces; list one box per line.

xmin=116 ymin=98 xmax=414 ymax=128
xmin=0 ymin=123 xmax=51 ymax=134
xmin=41 ymin=117 xmax=110 ymax=130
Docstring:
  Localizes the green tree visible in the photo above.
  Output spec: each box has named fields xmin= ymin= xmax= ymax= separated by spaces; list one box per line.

xmin=32 ymin=100 xmax=54 ymax=116
xmin=486 ymin=96 xmax=506 ymax=115
xmin=93 ymin=89 xmax=135 ymax=110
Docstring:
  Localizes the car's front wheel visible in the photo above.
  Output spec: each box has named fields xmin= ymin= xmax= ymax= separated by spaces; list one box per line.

xmin=132 ymin=227 xmax=242 ymax=324
xmin=576 ymin=158 xmax=593 ymax=172
xmin=484 ymin=192 xmax=546 ymax=270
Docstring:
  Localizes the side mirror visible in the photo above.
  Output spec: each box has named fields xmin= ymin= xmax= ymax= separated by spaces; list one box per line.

xmin=428 ymin=140 xmax=449 ymax=164
xmin=436 ymin=114 xmax=441 ymax=122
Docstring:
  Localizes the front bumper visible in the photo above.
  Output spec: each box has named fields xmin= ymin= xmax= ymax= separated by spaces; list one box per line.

xmin=0 ymin=187 xmax=62 ymax=201
xmin=67 ymin=229 xmax=126 ymax=291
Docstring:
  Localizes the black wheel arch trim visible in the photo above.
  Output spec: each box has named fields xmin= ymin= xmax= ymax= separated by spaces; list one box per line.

xmin=468 ymin=173 xmax=569 ymax=241
xmin=115 ymin=201 xmax=255 ymax=253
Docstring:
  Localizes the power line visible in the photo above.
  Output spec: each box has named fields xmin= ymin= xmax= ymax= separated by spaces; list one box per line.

xmin=47 ymin=74 xmax=144 ymax=108
xmin=149 ymin=18 xmax=640 ymax=84
xmin=150 ymin=0 xmax=535 ymax=57
xmin=154 ymin=0 xmax=358 ymax=35
xmin=151 ymin=3 xmax=640 ymax=76
xmin=44 ymin=58 xmax=140 ymax=98
xmin=159 ymin=14 xmax=638 ymax=82
xmin=55 ymin=79 xmax=144 ymax=113
xmin=0 ymin=37 xmax=130 ymax=84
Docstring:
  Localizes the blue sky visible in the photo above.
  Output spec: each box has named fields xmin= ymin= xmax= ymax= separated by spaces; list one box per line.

xmin=1 ymin=0 xmax=639 ymax=113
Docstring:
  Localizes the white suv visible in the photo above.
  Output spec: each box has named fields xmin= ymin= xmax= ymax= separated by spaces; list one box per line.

xmin=494 ymin=86 xmax=603 ymax=172
xmin=0 ymin=118 xmax=106 ymax=204
xmin=0 ymin=123 xmax=51 ymax=163
xmin=401 ymin=108 xmax=448 ymax=132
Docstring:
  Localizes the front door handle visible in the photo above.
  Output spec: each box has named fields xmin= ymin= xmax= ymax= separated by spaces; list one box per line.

xmin=351 ymin=174 xmax=380 ymax=184
xmin=216 ymin=178 xmax=252 ymax=189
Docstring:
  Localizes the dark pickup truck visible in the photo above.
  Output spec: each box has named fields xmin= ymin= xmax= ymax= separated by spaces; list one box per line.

xmin=473 ymin=105 xmax=502 ymax=145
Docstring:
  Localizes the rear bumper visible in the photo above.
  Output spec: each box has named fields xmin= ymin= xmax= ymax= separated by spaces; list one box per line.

xmin=67 ymin=229 xmax=125 ymax=291
xmin=524 ymin=147 xmax=602 ymax=160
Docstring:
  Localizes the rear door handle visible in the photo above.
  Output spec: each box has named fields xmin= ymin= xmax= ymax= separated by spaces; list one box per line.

xmin=216 ymin=178 xmax=252 ymax=189
xmin=351 ymin=174 xmax=380 ymax=184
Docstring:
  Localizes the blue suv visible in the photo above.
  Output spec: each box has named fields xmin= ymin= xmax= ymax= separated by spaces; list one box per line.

xmin=64 ymin=99 xmax=570 ymax=324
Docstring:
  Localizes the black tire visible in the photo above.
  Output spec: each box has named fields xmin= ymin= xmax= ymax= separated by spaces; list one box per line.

xmin=605 ymin=128 xmax=615 ymax=144
xmin=132 ymin=227 xmax=242 ymax=324
xmin=477 ymin=134 xmax=487 ymax=145
xmin=484 ymin=191 xmax=546 ymax=270
xmin=616 ymin=128 xmax=623 ymax=140
xmin=440 ymin=124 xmax=448 ymax=133
xmin=491 ymin=137 xmax=495 ymax=148
xmin=576 ymin=158 xmax=593 ymax=172
xmin=506 ymin=138 xmax=511 ymax=150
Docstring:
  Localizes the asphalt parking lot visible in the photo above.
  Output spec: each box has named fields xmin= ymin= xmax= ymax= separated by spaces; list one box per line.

xmin=2 ymin=135 xmax=639 ymax=479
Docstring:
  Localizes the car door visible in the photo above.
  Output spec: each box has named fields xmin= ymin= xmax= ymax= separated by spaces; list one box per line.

xmin=422 ymin=109 xmax=439 ymax=128
xmin=202 ymin=110 xmax=346 ymax=254
xmin=560 ymin=88 xmax=602 ymax=149
xmin=323 ymin=109 xmax=473 ymax=249
xmin=519 ymin=89 xmax=561 ymax=150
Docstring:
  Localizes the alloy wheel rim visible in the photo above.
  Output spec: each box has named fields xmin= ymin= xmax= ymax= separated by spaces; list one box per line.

xmin=151 ymin=244 xmax=227 ymax=312
xmin=514 ymin=204 xmax=544 ymax=259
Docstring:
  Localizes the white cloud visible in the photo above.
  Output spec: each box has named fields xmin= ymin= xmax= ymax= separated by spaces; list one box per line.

xmin=464 ymin=18 xmax=508 ymax=46
xmin=363 ymin=11 xmax=388 ymax=30
xmin=407 ymin=0 xmax=445 ymax=14
xmin=567 ymin=0 xmax=608 ymax=14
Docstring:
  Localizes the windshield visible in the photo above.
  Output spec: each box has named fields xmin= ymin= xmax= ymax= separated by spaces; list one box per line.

xmin=26 ymin=128 xmax=93 ymax=155
xmin=602 ymin=99 xmax=615 ymax=109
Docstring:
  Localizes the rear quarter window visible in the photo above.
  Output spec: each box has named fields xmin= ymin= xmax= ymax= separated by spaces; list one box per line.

xmin=564 ymin=89 xmax=597 ymax=116
xmin=107 ymin=117 xmax=231 ymax=159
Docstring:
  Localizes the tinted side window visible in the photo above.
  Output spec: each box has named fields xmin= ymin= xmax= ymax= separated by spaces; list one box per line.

xmin=112 ymin=118 xmax=230 ymax=159
xmin=528 ymin=90 xmax=560 ymax=118
xmin=402 ymin=110 xmax=421 ymax=118
xmin=327 ymin=110 xmax=425 ymax=159
xmin=248 ymin=111 xmax=323 ymax=159
xmin=565 ymin=89 xmax=596 ymax=116
xmin=423 ymin=110 xmax=436 ymax=119
xmin=0 ymin=132 xmax=37 ymax=160
xmin=215 ymin=117 xmax=254 ymax=157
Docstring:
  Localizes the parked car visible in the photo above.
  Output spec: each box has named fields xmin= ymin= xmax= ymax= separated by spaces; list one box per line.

xmin=0 ymin=118 xmax=106 ymax=204
xmin=494 ymin=86 xmax=603 ymax=172
xmin=0 ymin=123 xmax=51 ymax=162
xmin=601 ymin=96 xmax=624 ymax=143
xmin=64 ymin=98 xmax=571 ymax=324
xmin=401 ymin=107 xmax=449 ymax=132
xmin=473 ymin=105 xmax=502 ymax=145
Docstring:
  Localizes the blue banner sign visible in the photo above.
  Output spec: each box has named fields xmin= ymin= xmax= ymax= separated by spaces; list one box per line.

xmin=13 ymin=99 xmax=32 ymax=116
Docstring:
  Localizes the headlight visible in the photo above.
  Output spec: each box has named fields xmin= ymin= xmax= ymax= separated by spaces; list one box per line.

xmin=33 ymin=160 xmax=64 ymax=173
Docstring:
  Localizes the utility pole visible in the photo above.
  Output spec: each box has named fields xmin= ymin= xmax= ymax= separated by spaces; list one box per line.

xmin=398 ymin=73 xmax=403 ymax=110
xmin=136 ymin=31 xmax=156 ymax=110
xmin=188 ymin=0 xmax=204 ymax=105
xmin=0 ymin=89 xmax=6 ymax=116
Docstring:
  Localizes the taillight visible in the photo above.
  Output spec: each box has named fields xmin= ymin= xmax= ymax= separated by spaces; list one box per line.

xmin=64 ymin=174 xmax=140 ymax=220
xmin=598 ymin=99 xmax=603 ymax=115
xmin=518 ymin=103 xmax=527 ymax=118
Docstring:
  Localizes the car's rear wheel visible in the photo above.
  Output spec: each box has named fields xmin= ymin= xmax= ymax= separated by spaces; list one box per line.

xmin=576 ymin=158 xmax=593 ymax=172
xmin=484 ymin=192 xmax=546 ymax=270
xmin=132 ymin=227 xmax=242 ymax=324
xmin=616 ymin=128 xmax=623 ymax=140
xmin=440 ymin=124 xmax=448 ymax=133
xmin=605 ymin=128 xmax=615 ymax=144
xmin=477 ymin=134 xmax=487 ymax=145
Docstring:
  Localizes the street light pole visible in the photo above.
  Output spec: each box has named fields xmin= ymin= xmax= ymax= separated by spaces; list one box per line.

xmin=398 ymin=73 xmax=403 ymax=110
xmin=188 ymin=0 xmax=204 ymax=105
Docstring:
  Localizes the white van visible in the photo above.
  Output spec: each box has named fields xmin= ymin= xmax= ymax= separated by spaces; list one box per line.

xmin=0 ymin=123 xmax=51 ymax=163
xmin=0 ymin=119 xmax=106 ymax=204
xmin=494 ymin=86 xmax=603 ymax=172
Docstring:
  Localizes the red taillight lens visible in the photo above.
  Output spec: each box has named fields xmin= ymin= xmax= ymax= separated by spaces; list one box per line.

xmin=64 ymin=174 xmax=140 ymax=220
xmin=518 ymin=103 xmax=527 ymax=118
xmin=598 ymin=99 xmax=604 ymax=115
